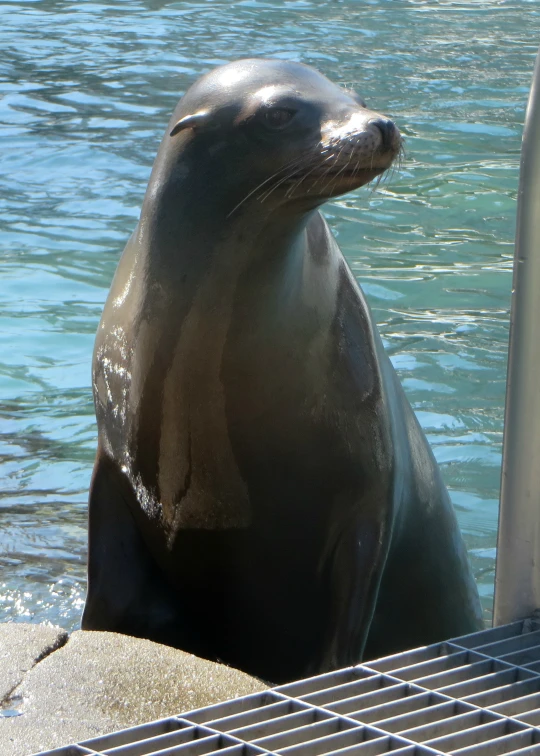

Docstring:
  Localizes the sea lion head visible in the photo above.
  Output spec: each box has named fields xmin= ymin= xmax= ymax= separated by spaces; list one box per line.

xmin=158 ymin=59 xmax=401 ymax=218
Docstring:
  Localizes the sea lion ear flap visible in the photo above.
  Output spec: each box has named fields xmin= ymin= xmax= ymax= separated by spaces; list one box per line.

xmin=170 ymin=111 xmax=211 ymax=137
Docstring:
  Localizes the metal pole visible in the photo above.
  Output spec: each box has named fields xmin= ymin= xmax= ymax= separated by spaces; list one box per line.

xmin=494 ymin=46 xmax=540 ymax=626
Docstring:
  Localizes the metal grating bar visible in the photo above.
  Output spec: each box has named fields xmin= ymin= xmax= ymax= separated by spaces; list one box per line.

xmin=198 ymin=701 xmax=311 ymax=734
xmin=82 ymin=719 xmax=199 ymax=752
xmin=423 ymin=718 xmax=530 ymax=753
xmin=377 ymin=702 xmax=494 ymax=737
xmin=327 ymin=690 xmax=454 ymax=724
xmin=460 ymin=673 xmax=540 ymax=707
xmin=397 ymin=708 xmax=503 ymax=742
xmin=228 ymin=709 xmax=335 ymax=742
xmin=100 ymin=727 xmax=234 ymax=755
xmin=450 ymin=728 xmax=540 ymax=755
xmin=35 ymin=749 xmax=98 ymax=756
xmin=32 ymin=618 xmax=540 ymax=756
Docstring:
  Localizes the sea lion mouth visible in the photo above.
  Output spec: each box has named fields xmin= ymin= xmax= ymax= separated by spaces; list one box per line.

xmin=227 ymin=128 xmax=402 ymax=217
xmin=313 ymin=117 xmax=402 ymax=191
xmin=268 ymin=122 xmax=402 ymax=203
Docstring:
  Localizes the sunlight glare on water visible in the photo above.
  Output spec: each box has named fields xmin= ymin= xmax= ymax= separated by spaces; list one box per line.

xmin=1 ymin=0 xmax=539 ymax=629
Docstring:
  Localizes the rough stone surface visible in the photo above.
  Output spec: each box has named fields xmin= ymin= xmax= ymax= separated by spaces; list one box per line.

xmin=0 ymin=623 xmax=68 ymax=703
xmin=0 ymin=628 xmax=266 ymax=756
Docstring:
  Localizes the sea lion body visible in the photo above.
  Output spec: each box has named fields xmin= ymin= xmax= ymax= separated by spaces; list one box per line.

xmin=82 ymin=59 xmax=482 ymax=682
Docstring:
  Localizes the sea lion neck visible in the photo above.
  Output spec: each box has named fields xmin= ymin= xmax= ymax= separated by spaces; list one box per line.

xmin=138 ymin=156 xmax=317 ymax=286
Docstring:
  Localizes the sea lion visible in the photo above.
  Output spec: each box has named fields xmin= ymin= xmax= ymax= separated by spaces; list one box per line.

xmin=82 ymin=58 xmax=482 ymax=683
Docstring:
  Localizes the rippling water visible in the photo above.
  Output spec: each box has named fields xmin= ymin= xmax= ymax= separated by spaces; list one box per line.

xmin=1 ymin=0 xmax=538 ymax=630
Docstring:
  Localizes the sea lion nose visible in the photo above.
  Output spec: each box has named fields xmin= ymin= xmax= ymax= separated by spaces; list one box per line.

xmin=370 ymin=118 xmax=397 ymax=151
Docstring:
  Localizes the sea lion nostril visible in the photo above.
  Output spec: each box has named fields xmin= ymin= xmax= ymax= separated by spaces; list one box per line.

xmin=370 ymin=118 xmax=396 ymax=150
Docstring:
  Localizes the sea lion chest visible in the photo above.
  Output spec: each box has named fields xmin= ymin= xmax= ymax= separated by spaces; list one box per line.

xmin=95 ymin=213 xmax=388 ymax=537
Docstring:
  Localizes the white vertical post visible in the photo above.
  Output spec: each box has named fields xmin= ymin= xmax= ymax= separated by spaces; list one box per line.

xmin=494 ymin=47 xmax=540 ymax=626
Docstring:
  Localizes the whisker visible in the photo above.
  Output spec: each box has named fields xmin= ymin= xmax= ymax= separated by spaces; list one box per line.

xmin=285 ymin=157 xmax=328 ymax=198
xmin=311 ymin=151 xmax=338 ymax=189
xmin=228 ymin=128 xmax=402 ymax=216
xmin=227 ymin=153 xmax=312 ymax=217
xmin=260 ymin=148 xmax=328 ymax=202
xmin=320 ymin=142 xmax=349 ymax=194
xmin=260 ymin=157 xmax=319 ymax=203
xmin=257 ymin=153 xmax=317 ymax=201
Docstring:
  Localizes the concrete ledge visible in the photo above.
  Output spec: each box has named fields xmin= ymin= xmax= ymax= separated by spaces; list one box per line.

xmin=0 ymin=623 xmax=68 ymax=704
xmin=0 ymin=625 xmax=266 ymax=756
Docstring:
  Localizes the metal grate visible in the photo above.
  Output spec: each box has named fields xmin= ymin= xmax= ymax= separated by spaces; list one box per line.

xmin=34 ymin=616 xmax=540 ymax=756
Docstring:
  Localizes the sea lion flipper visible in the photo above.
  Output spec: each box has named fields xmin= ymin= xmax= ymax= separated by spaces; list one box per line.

xmin=82 ymin=449 xmax=181 ymax=641
xmin=318 ymin=511 xmax=390 ymax=672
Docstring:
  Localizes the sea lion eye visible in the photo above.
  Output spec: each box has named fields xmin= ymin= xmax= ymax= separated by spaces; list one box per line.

xmin=262 ymin=108 xmax=296 ymax=129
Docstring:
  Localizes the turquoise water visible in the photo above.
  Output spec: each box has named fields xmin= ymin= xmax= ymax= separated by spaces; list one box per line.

xmin=1 ymin=0 xmax=538 ymax=630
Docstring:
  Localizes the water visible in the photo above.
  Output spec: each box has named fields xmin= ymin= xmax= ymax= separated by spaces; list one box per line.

xmin=0 ymin=0 xmax=538 ymax=631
